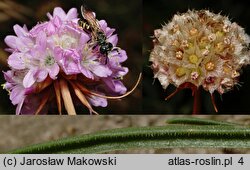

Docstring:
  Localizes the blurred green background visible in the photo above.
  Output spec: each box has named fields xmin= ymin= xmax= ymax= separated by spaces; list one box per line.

xmin=0 ymin=0 xmax=142 ymax=114
xmin=143 ymin=0 xmax=250 ymax=114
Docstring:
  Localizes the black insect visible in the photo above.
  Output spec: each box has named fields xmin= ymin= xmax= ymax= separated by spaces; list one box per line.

xmin=78 ymin=5 xmax=116 ymax=64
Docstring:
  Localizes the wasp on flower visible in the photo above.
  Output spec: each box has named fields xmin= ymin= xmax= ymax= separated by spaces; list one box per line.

xmin=78 ymin=5 xmax=117 ymax=64
xmin=3 ymin=6 xmax=141 ymax=115
xmin=150 ymin=10 xmax=250 ymax=113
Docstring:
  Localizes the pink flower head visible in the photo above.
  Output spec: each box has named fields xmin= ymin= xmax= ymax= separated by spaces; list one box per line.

xmin=3 ymin=7 xmax=131 ymax=115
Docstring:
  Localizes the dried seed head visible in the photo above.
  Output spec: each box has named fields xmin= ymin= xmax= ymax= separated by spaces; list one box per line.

xmin=181 ymin=40 xmax=189 ymax=48
xmin=176 ymin=67 xmax=186 ymax=77
xmin=223 ymin=24 xmax=230 ymax=33
xmin=189 ymin=54 xmax=198 ymax=64
xmin=205 ymin=76 xmax=215 ymax=84
xmin=208 ymin=33 xmax=216 ymax=42
xmin=205 ymin=62 xmax=215 ymax=71
xmin=231 ymin=70 xmax=240 ymax=78
xmin=172 ymin=24 xmax=179 ymax=33
xmin=202 ymin=49 xmax=209 ymax=56
xmin=176 ymin=51 xmax=183 ymax=60
xmin=224 ymin=37 xmax=231 ymax=45
xmin=215 ymin=42 xmax=224 ymax=53
xmin=150 ymin=10 xmax=250 ymax=94
xmin=191 ymin=71 xmax=199 ymax=80
xmin=189 ymin=28 xmax=198 ymax=36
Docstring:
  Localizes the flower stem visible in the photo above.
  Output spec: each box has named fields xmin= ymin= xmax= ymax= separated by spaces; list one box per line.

xmin=192 ymin=87 xmax=201 ymax=115
xmin=211 ymin=93 xmax=218 ymax=112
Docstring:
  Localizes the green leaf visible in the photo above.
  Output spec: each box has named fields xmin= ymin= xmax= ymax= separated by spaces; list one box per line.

xmin=7 ymin=123 xmax=250 ymax=154
xmin=166 ymin=117 xmax=240 ymax=126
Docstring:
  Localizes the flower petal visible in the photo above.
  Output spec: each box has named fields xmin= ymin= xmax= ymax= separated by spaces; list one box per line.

xmin=99 ymin=20 xmax=107 ymax=30
xmin=117 ymin=67 xmax=129 ymax=76
xmin=16 ymin=98 xmax=25 ymax=115
xmin=64 ymin=61 xmax=80 ymax=75
xmin=109 ymin=49 xmax=127 ymax=63
xmin=16 ymin=38 xmax=29 ymax=52
xmin=13 ymin=24 xmax=28 ymax=37
xmin=108 ymin=34 xmax=118 ymax=46
xmin=90 ymin=64 xmax=112 ymax=77
xmin=113 ymin=81 xmax=127 ymax=94
xmin=47 ymin=22 xmax=56 ymax=35
xmin=36 ymin=70 xmax=48 ymax=82
xmin=53 ymin=7 xmax=66 ymax=20
xmin=30 ymin=22 xmax=48 ymax=36
xmin=3 ymin=70 xmax=14 ymax=83
xmin=103 ymin=78 xmax=127 ymax=94
xmin=10 ymin=86 xmax=25 ymax=105
xmin=8 ymin=53 xmax=26 ymax=69
xmin=66 ymin=8 xmax=77 ymax=20
xmin=79 ymin=33 xmax=90 ymax=46
xmin=4 ymin=36 xmax=18 ymax=49
xmin=36 ymin=31 xmax=47 ymax=51
xmin=23 ymin=69 xmax=36 ymax=88
xmin=87 ymin=95 xmax=108 ymax=107
xmin=79 ymin=64 xmax=94 ymax=79
xmin=53 ymin=16 xmax=62 ymax=28
xmin=48 ymin=64 xmax=60 ymax=79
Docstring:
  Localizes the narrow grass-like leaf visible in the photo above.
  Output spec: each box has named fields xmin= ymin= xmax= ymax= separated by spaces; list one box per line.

xmin=7 ymin=124 xmax=250 ymax=154
xmin=166 ymin=117 xmax=240 ymax=126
